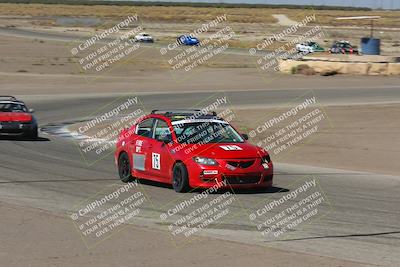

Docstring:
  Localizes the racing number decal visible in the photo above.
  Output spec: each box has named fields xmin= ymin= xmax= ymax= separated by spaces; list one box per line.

xmin=152 ymin=153 xmax=161 ymax=170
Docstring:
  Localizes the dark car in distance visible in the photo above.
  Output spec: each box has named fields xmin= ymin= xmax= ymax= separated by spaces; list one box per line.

xmin=0 ymin=96 xmax=38 ymax=139
xmin=330 ymin=40 xmax=358 ymax=54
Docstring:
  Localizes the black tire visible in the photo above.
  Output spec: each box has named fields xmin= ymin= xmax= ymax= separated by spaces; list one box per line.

xmin=30 ymin=127 xmax=38 ymax=139
xmin=118 ymin=152 xmax=135 ymax=183
xmin=23 ymin=127 xmax=38 ymax=140
xmin=264 ymin=174 xmax=273 ymax=188
xmin=172 ymin=162 xmax=190 ymax=193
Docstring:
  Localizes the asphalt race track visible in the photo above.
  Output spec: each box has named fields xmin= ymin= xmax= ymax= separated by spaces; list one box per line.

xmin=0 ymin=88 xmax=399 ymax=266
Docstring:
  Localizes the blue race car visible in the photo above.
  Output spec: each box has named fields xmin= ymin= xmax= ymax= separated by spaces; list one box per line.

xmin=177 ymin=35 xmax=200 ymax=46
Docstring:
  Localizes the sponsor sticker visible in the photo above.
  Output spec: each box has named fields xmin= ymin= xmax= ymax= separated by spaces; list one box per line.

xmin=220 ymin=145 xmax=243 ymax=151
xmin=203 ymin=170 xmax=218 ymax=175
xmin=152 ymin=153 xmax=161 ymax=170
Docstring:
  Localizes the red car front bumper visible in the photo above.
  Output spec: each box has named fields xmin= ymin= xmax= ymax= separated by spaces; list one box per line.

xmin=185 ymin=157 xmax=273 ymax=189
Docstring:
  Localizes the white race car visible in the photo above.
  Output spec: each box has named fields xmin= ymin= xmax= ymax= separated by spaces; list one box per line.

xmin=134 ymin=33 xmax=154 ymax=43
xmin=295 ymin=42 xmax=324 ymax=54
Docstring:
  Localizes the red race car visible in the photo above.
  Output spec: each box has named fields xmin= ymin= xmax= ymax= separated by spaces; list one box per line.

xmin=115 ymin=110 xmax=273 ymax=192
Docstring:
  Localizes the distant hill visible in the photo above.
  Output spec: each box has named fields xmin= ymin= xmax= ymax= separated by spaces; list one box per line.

xmin=0 ymin=0 xmax=375 ymax=11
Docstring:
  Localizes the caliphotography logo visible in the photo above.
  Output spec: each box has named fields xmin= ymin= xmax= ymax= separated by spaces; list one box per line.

xmin=69 ymin=14 xmax=147 ymax=82
xmin=249 ymin=12 xmax=328 ymax=84
xmin=244 ymin=91 xmax=333 ymax=161
xmin=248 ymin=176 xmax=332 ymax=242
xmin=159 ymin=13 xmax=236 ymax=82
xmin=69 ymin=181 xmax=153 ymax=248
xmin=69 ymin=94 xmax=147 ymax=166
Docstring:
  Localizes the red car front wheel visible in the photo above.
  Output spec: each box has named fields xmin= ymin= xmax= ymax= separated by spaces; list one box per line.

xmin=172 ymin=162 xmax=190 ymax=193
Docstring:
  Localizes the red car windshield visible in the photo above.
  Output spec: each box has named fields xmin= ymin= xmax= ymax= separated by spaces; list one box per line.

xmin=0 ymin=102 xmax=28 ymax=113
xmin=173 ymin=121 xmax=244 ymax=144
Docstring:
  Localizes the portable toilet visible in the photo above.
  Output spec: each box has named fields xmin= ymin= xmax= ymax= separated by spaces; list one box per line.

xmin=361 ymin=38 xmax=380 ymax=55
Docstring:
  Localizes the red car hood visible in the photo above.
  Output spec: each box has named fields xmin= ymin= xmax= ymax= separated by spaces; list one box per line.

xmin=190 ymin=142 xmax=263 ymax=159
xmin=0 ymin=112 xmax=32 ymax=122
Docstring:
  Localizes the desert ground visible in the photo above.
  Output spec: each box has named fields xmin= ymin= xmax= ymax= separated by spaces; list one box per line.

xmin=1 ymin=3 xmax=400 ymax=53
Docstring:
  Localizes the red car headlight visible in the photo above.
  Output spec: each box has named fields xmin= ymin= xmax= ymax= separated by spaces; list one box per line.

xmin=262 ymin=154 xmax=271 ymax=164
xmin=193 ymin=156 xmax=218 ymax=166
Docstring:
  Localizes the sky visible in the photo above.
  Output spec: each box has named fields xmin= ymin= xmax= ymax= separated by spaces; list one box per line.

xmin=119 ymin=0 xmax=400 ymax=9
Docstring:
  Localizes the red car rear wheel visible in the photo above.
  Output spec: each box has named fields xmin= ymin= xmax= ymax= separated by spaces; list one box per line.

xmin=118 ymin=152 xmax=135 ymax=183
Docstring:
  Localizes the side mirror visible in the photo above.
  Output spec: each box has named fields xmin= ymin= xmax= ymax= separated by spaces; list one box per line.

xmin=158 ymin=134 xmax=172 ymax=145
xmin=28 ymin=108 xmax=35 ymax=113
xmin=242 ymin=133 xmax=249 ymax=140
xmin=162 ymin=140 xmax=172 ymax=146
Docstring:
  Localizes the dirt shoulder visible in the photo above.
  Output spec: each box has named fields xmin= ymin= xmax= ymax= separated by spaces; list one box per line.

xmin=236 ymin=105 xmax=400 ymax=176
xmin=0 ymin=201 xmax=373 ymax=267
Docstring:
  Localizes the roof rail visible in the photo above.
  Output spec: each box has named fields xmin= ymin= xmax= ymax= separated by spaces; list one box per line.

xmin=151 ymin=109 xmax=217 ymax=116
xmin=151 ymin=109 xmax=199 ymax=114
xmin=0 ymin=96 xmax=17 ymax=101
